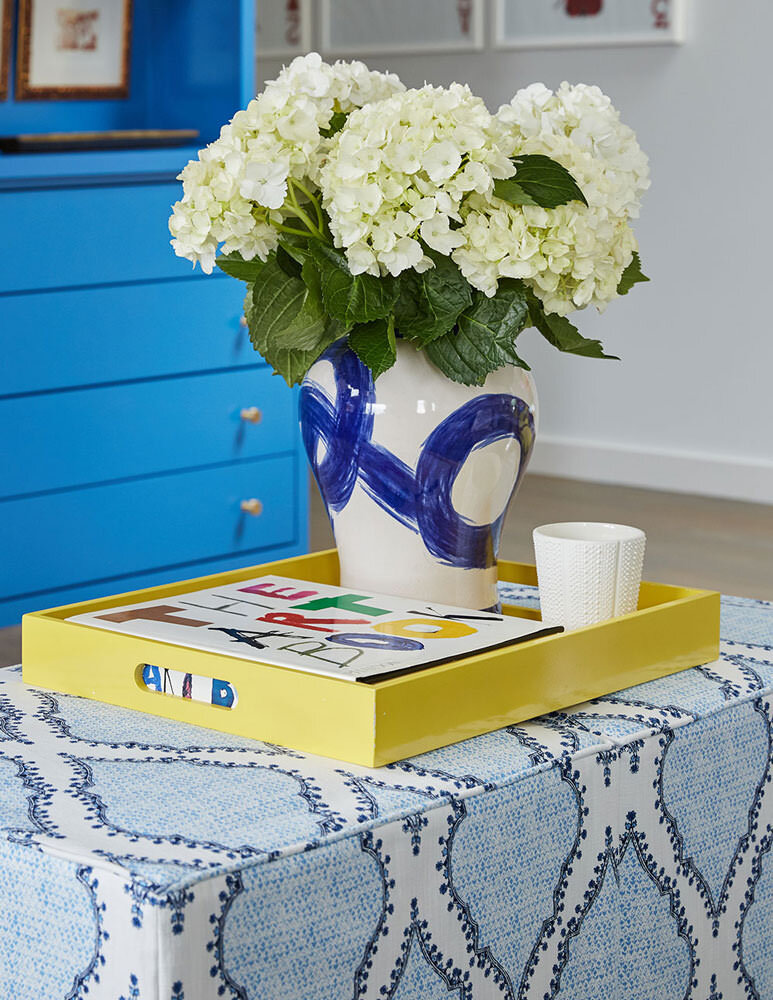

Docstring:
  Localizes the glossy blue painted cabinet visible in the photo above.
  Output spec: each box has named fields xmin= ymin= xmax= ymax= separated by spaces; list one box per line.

xmin=0 ymin=0 xmax=309 ymax=627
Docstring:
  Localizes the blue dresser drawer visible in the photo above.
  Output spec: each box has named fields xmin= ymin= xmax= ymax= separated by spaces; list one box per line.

xmin=0 ymin=184 xmax=195 ymax=293
xmin=0 ymin=368 xmax=297 ymax=499
xmin=0 ymin=542 xmax=308 ymax=628
xmin=1 ymin=278 xmax=254 ymax=396
xmin=0 ymin=454 xmax=298 ymax=601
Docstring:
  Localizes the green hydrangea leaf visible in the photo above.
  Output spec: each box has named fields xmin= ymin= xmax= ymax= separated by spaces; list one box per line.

xmin=320 ymin=110 xmax=349 ymax=138
xmin=300 ymin=254 xmax=323 ymax=299
xmin=617 ymin=251 xmax=649 ymax=295
xmin=526 ymin=290 xmax=619 ymax=360
xmin=310 ymin=242 xmax=398 ymax=325
xmin=251 ymin=256 xmax=327 ymax=348
xmin=215 ymin=253 xmax=266 ymax=282
xmin=244 ymin=257 xmax=343 ymax=386
xmin=495 ymin=153 xmax=588 ymax=209
xmin=394 ymin=250 xmax=473 ymax=345
xmin=349 ymin=316 xmax=397 ymax=381
xmin=425 ymin=280 xmax=531 ymax=386
xmin=299 ymin=254 xmax=351 ymax=332
xmin=278 ymin=234 xmax=313 ymax=268
xmin=276 ymin=243 xmax=303 ymax=278
xmin=457 ymin=279 xmax=531 ymax=348
xmin=491 ymin=178 xmax=539 ymax=208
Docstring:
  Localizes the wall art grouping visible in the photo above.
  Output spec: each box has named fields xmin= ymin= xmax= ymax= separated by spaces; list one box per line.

xmin=257 ymin=0 xmax=684 ymax=59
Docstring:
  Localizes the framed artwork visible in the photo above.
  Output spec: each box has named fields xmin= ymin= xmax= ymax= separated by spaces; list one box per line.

xmin=257 ymin=0 xmax=312 ymax=59
xmin=16 ymin=0 xmax=133 ymax=100
xmin=494 ymin=0 xmax=686 ymax=49
xmin=321 ymin=0 xmax=484 ymax=56
xmin=0 ymin=0 xmax=12 ymax=101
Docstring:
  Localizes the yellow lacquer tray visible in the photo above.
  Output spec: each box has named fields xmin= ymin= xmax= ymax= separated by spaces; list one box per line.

xmin=22 ymin=550 xmax=720 ymax=767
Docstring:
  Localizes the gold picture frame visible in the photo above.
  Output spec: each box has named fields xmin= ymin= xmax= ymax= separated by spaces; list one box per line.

xmin=0 ymin=0 xmax=12 ymax=101
xmin=16 ymin=0 xmax=133 ymax=101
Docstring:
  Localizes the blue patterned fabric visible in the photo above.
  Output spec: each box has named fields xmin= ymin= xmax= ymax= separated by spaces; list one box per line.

xmin=1 ymin=590 xmax=771 ymax=999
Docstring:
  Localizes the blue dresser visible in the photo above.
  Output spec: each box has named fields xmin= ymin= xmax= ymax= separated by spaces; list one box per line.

xmin=0 ymin=1 xmax=309 ymax=626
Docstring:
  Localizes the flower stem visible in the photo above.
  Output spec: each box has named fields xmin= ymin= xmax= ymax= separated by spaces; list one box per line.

xmin=291 ymin=178 xmax=325 ymax=233
xmin=272 ymin=221 xmax=318 ymax=239
xmin=282 ymin=201 xmax=322 ymax=238
xmin=255 ymin=179 xmax=327 ymax=243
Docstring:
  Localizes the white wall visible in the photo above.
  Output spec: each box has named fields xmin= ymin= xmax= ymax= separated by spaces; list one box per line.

xmin=259 ymin=1 xmax=773 ymax=504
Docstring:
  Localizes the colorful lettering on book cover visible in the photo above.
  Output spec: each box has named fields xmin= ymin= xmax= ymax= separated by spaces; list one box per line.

xmin=77 ymin=574 xmax=552 ymax=685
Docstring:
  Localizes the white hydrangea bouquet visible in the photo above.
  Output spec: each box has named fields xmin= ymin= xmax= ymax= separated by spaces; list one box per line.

xmin=169 ymin=53 xmax=649 ymax=387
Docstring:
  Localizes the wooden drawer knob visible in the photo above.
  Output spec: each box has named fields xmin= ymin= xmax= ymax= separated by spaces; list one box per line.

xmin=240 ymin=406 xmax=262 ymax=424
xmin=240 ymin=498 xmax=263 ymax=516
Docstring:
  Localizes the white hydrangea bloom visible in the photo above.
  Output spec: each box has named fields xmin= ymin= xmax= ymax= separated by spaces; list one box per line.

xmin=169 ymin=63 xmax=648 ymax=323
xmin=499 ymin=81 xmax=649 ymax=218
xmin=168 ymin=53 xmax=404 ymax=272
xmin=454 ymin=82 xmax=649 ymax=313
xmin=320 ymin=83 xmax=514 ymax=277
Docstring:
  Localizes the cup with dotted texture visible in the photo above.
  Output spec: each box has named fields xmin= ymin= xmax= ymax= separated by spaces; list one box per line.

xmin=532 ymin=522 xmax=646 ymax=631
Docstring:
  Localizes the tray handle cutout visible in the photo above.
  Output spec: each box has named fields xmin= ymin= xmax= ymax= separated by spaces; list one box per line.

xmin=136 ymin=664 xmax=238 ymax=709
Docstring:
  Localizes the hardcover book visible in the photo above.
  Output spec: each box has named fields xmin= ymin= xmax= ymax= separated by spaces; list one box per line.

xmin=66 ymin=574 xmax=560 ymax=693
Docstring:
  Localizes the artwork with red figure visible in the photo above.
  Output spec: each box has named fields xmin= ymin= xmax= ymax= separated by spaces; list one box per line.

xmin=497 ymin=0 xmax=677 ymax=41
xmin=457 ymin=0 xmax=475 ymax=34
xmin=565 ymin=0 xmax=603 ymax=15
xmin=284 ymin=0 xmax=302 ymax=46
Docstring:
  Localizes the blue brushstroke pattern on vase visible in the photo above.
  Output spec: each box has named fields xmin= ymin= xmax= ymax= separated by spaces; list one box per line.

xmin=299 ymin=341 xmax=535 ymax=572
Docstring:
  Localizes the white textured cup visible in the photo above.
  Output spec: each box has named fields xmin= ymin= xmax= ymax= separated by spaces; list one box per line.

xmin=533 ymin=522 xmax=646 ymax=631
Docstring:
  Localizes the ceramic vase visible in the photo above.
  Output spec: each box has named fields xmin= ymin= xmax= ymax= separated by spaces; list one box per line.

xmin=299 ymin=340 xmax=538 ymax=610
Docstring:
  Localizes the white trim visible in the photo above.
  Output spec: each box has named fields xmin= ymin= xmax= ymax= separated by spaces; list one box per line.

xmin=257 ymin=0 xmax=313 ymax=59
xmin=528 ymin=436 xmax=773 ymax=505
xmin=493 ymin=0 xmax=685 ymax=50
xmin=320 ymin=0 xmax=485 ymax=56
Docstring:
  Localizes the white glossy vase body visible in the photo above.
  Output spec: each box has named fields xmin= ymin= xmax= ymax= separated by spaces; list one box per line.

xmin=300 ymin=340 xmax=538 ymax=610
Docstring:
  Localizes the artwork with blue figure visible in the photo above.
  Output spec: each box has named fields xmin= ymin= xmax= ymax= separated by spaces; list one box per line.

xmin=300 ymin=341 xmax=538 ymax=609
xmin=0 ymin=588 xmax=771 ymax=998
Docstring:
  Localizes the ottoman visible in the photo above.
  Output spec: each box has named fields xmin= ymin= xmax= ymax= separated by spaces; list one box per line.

xmin=0 ymin=587 xmax=771 ymax=999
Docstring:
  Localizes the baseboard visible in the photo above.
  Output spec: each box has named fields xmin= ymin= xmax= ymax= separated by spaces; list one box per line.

xmin=528 ymin=436 xmax=773 ymax=505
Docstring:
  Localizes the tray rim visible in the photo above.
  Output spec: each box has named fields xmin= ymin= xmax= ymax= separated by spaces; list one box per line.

xmin=21 ymin=548 xmax=718 ymax=690
xmin=21 ymin=549 xmax=721 ymax=766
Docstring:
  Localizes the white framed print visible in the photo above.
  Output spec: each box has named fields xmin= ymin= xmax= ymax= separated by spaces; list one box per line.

xmin=494 ymin=0 xmax=686 ymax=49
xmin=321 ymin=0 xmax=484 ymax=56
xmin=0 ymin=0 xmax=12 ymax=100
xmin=257 ymin=0 xmax=312 ymax=59
xmin=16 ymin=0 xmax=133 ymax=100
